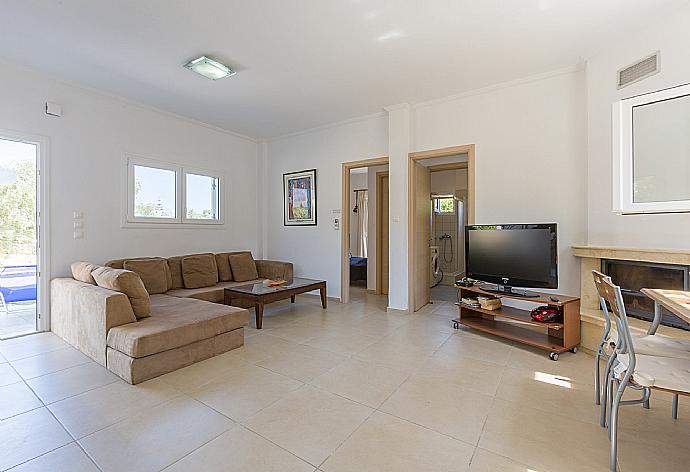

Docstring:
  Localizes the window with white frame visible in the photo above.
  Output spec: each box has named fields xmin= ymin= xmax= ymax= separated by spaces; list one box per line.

xmin=125 ymin=156 xmax=223 ymax=225
xmin=614 ymin=83 xmax=690 ymax=214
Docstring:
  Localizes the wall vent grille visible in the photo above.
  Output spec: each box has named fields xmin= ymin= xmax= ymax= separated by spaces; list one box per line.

xmin=618 ymin=52 xmax=660 ymax=89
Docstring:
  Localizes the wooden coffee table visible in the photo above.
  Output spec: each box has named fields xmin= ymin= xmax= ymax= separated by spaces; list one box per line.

xmin=223 ymin=277 xmax=327 ymax=329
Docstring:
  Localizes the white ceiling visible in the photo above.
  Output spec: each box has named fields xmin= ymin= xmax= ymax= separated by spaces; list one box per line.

xmin=0 ymin=0 xmax=686 ymax=139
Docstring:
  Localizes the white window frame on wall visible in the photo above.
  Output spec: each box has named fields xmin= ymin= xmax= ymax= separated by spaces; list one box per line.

xmin=122 ymin=154 xmax=225 ymax=227
xmin=182 ymin=168 xmax=224 ymax=225
xmin=613 ymin=83 xmax=690 ymax=214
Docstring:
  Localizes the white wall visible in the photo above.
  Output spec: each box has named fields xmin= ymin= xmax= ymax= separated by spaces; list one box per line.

xmin=266 ymin=68 xmax=588 ymax=303
xmin=348 ymin=170 xmax=368 ymax=256
xmin=0 ymin=60 xmax=259 ymax=278
xmin=265 ymin=115 xmax=389 ymax=299
xmin=586 ymin=3 xmax=690 ymax=249
xmin=413 ymin=69 xmax=588 ymax=296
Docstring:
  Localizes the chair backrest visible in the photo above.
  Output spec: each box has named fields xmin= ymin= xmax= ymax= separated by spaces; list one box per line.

xmin=592 ymin=270 xmax=636 ymax=360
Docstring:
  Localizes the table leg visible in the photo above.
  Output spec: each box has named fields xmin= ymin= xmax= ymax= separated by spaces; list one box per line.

xmin=224 ymin=293 xmax=232 ymax=306
xmin=320 ymin=284 xmax=327 ymax=309
xmin=291 ymin=295 xmax=296 ymax=303
xmin=255 ymin=303 xmax=264 ymax=329
xmin=648 ymin=301 xmax=662 ymax=335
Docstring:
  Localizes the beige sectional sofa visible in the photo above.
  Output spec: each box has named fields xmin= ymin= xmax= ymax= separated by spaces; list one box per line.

xmin=51 ymin=251 xmax=293 ymax=384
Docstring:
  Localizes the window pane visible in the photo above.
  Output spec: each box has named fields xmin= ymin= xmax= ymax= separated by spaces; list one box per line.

xmin=133 ymin=165 xmax=176 ymax=218
xmin=632 ymin=94 xmax=690 ymax=203
xmin=186 ymin=173 xmax=219 ymax=220
xmin=436 ymin=197 xmax=454 ymax=214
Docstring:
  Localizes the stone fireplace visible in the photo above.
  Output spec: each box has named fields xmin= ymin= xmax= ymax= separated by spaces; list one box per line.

xmin=602 ymin=259 xmax=690 ymax=331
xmin=573 ymin=246 xmax=690 ymax=352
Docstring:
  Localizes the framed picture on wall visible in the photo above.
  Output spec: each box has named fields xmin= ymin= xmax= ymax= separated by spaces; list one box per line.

xmin=283 ymin=169 xmax=317 ymax=226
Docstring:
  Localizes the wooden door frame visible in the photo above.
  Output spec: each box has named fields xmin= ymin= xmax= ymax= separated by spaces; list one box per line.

xmin=407 ymin=144 xmax=475 ymax=312
xmin=341 ymin=156 xmax=389 ymax=304
xmin=375 ymin=171 xmax=390 ymax=295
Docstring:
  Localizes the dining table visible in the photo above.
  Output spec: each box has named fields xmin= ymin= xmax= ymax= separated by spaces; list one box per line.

xmin=640 ymin=288 xmax=690 ymax=334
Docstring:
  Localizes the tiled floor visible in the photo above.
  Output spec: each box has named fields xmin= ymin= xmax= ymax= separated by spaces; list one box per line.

xmin=1 ymin=291 xmax=689 ymax=471
xmin=0 ymin=303 xmax=36 ymax=339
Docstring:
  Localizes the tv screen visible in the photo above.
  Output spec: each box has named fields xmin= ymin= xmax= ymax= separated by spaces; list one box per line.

xmin=465 ymin=224 xmax=558 ymax=289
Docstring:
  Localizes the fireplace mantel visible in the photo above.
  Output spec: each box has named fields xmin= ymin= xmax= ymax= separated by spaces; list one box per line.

xmin=573 ymin=245 xmax=690 ymax=351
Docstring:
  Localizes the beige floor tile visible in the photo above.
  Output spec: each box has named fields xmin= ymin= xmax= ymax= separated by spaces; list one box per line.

xmin=506 ymin=344 xmax=594 ymax=386
xmin=479 ymin=398 xmax=611 ymax=472
xmin=11 ymin=347 xmax=91 ymax=379
xmin=0 ymin=361 xmax=22 ymax=386
xmin=164 ymin=425 xmax=316 ymax=472
xmin=189 ymin=364 xmax=303 ymax=421
xmin=354 ymin=338 xmax=436 ymax=373
xmin=413 ymin=351 xmax=505 ymax=396
xmin=468 ymin=448 xmax=538 ymax=472
xmin=79 ymin=396 xmax=233 ymax=472
xmin=321 ymin=411 xmax=474 ymax=472
xmin=437 ymin=332 xmax=514 ymax=366
xmin=495 ymin=366 xmax=600 ymax=425
xmin=0 ymin=381 xmax=43 ymax=419
xmin=262 ymin=322 xmax=327 ymax=343
xmin=383 ymin=324 xmax=452 ymax=351
xmin=49 ymin=377 xmax=181 ymax=438
xmin=618 ymin=428 xmax=690 ymax=472
xmin=0 ymin=407 xmax=73 ymax=470
xmin=0 ymin=349 xmax=7 ymax=363
xmin=0 ymin=332 xmax=69 ymax=362
xmin=11 ymin=442 xmax=99 ymax=472
xmin=304 ymin=329 xmax=382 ymax=355
xmin=244 ymin=385 xmax=373 ymax=466
xmin=258 ymin=344 xmax=348 ymax=382
xmin=380 ymin=376 xmax=493 ymax=445
xmin=159 ymin=350 xmax=247 ymax=392
xmin=311 ymin=358 xmax=409 ymax=408
xmin=26 ymin=362 xmax=119 ymax=404
xmin=223 ymin=332 xmax=299 ymax=364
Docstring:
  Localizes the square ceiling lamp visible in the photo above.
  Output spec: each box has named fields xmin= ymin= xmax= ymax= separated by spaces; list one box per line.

xmin=184 ymin=56 xmax=235 ymax=80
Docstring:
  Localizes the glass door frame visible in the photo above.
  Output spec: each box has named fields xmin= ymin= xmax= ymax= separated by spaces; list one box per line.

xmin=0 ymin=128 xmax=50 ymax=335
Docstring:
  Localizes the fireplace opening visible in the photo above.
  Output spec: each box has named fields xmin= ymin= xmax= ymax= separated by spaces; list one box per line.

xmin=602 ymin=260 xmax=690 ymax=331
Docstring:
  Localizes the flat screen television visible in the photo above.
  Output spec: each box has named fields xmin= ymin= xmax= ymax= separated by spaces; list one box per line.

xmin=465 ymin=223 xmax=557 ymax=297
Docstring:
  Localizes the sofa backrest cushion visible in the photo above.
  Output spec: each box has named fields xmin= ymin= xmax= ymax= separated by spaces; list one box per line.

xmin=123 ymin=258 xmax=171 ymax=294
xmin=70 ymin=261 xmax=101 ymax=284
xmin=181 ymin=254 xmax=219 ymax=289
xmin=228 ymin=252 xmax=259 ymax=282
xmin=215 ymin=253 xmax=233 ymax=282
xmin=92 ymin=267 xmax=151 ymax=319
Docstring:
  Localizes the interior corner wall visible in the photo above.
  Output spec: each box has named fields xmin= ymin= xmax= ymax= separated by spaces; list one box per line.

xmin=586 ymin=3 xmax=690 ymax=250
xmin=0 ymin=60 xmax=259 ymax=278
xmin=265 ymin=116 xmax=389 ymax=300
xmin=348 ymin=171 xmax=368 ymax=257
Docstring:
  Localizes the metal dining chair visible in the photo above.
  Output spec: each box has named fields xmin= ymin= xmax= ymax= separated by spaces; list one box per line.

xmin=592 ymin=270 xmax=690 ymax=471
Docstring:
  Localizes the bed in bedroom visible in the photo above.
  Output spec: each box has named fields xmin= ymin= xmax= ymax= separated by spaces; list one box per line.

xmin=349 ymin=256 xmax=367 ymax=283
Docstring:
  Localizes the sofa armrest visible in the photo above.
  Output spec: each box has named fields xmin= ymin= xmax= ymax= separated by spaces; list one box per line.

xmin=255 ymin=260 xmax=293 ymax=281
xmin=50 ymin=278 xmax=137 ymax=366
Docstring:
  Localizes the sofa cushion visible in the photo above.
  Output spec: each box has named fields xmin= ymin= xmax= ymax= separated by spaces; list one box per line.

xmin=70 ymin=261 xmax=100 ymax=284
xmin=92 ymin=267 xmax=151 ymax=319
xmin=123 ymin=258 xmax=171 ymax=294
xmin=106 ymin=294 xmax=248 ymax=358
xmin=215 ymin=253 xmax=233 ymax=282
xmin=181 ymin=254 xmax=218 ymax=289
xmin=228 ymin=253 xmax=259 ymax=282
xmin=166 ymin=280 xmax=263 ymax=303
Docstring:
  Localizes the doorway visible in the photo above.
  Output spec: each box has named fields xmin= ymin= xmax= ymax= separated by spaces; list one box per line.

xmin=408 ymin=145 xmax=475 ymax=311
xmin=341 ymin=157 xmax=389 ymax=305
xmin=0 ymin=136 xmax=42 ymax=338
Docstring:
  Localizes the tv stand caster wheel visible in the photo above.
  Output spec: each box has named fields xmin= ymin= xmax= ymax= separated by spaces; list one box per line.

xmin=453 ymin=321 xmax=460 ymax=329
xmin=549 ymin=352 xmax=559 ymax=361
xmin=569 ymin=347 xmax=578 ymax=354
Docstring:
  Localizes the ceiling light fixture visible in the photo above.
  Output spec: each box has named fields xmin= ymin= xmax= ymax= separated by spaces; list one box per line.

xmin=184 ymin=56 xmax=235 ymax=80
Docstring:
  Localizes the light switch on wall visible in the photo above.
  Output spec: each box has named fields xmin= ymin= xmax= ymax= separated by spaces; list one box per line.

xmin=334 ymin=218 xmax=340 ymax=230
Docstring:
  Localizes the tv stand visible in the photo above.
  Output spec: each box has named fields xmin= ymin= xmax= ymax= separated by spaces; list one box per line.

xmin=478 ymin=283 xmax=541 ymax=298
xmin=453 ymin=285 xmax=580 ymax=360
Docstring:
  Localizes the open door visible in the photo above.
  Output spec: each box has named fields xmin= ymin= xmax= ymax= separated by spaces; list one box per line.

xmin=412 ymin=161 xmax=430 ymax=311
xmin=377 ymin=172 xmax=389 ymax=295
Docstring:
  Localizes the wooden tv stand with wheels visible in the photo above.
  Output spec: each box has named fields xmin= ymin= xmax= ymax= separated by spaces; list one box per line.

xmin=452 ymin=285 xmax=580 ymax=361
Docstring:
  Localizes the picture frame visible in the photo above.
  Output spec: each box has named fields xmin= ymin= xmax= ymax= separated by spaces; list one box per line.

xmin=283 ymin=169 xmax=317 ymax=226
